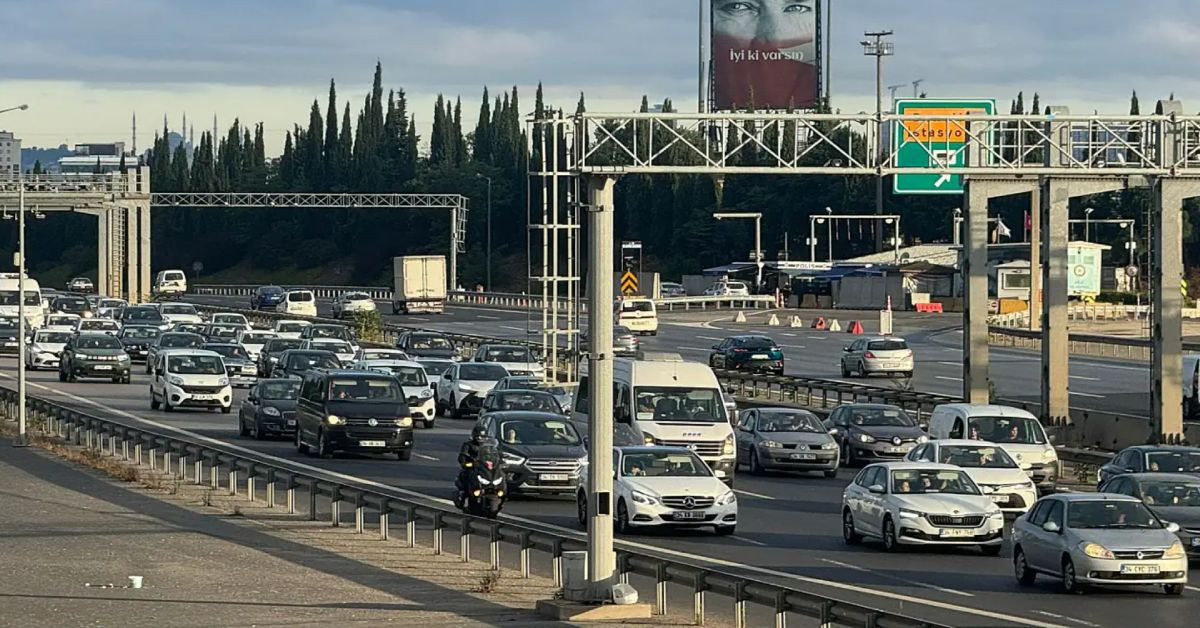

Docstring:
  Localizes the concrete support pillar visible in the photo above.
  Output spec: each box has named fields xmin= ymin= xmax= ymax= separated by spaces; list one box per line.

xmin=125 ymin=203 xmax=139 ymax=303
xmin=1151 ymin=178 xmax=1189 ymax=442
xmin=961 ymin=180 xmax=992 ymax=404
xmin=1040 ymin=178 xmax=1070 ymax=424
xmin=1028 ymin=187 xmax=1041 ymax=331
xmin=138 ymin=202 xmax=151 ymax=304
xmin=449 ymin=207 xmax=458 ymax=292
xmin=97 ymin=208 xmax=110 ymax=296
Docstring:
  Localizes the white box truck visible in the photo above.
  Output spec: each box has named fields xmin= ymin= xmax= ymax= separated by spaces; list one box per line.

xmin=392 ymin=255 xmax=447 ymax=314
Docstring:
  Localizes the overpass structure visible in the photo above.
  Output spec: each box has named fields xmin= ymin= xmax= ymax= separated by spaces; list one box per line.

xmin=532 ymin=103 xmax=1200 ymax=596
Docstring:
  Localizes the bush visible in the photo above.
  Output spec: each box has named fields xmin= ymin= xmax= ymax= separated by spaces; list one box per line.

xmin=350 ymin=310 xmax=386 ymax=344
xmin=1093 ymin=291 xmax=1143 ymax=305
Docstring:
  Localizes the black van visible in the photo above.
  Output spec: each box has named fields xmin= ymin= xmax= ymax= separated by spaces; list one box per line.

xmin=295 ymin=369 xmax=415 ymax=460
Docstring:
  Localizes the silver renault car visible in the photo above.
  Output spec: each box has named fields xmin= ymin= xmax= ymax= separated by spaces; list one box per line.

xmin=1011 ymin=493 xmax=1188 ymax=595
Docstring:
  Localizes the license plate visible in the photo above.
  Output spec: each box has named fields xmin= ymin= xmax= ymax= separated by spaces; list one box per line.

xmin=359 ymin=440 xmax=386 ymax=447
xmin=1120 ymin=564 xmax=1160 ymax=575
xmin=752 ymin=354 xmax=769 ymax=360
xmin=286 ymin=420 xmax=296 ymax=426
xmin=991 ymin=494 xmax=1010 ymax=504
xmin=539 ymin=473 xmax=570 ymax=481
xmin=674 ymin=510 xmax=707 ymax=520
xmin=191 ymin=394 xmax=215 ymax=401
xmin=4 ymin=341 xmax=17 ymax=347
xmin=93 ymin=364 xmax=113 ymax=370
xmin=938 ymin=528 xmax=975 ymax=538
xmin=790 ymin=453 xmax=816 ymax=460
xmin=887 ymin=446 xmax=907 ymax=453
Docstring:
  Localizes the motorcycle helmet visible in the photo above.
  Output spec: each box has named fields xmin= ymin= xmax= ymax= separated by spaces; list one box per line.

xmin=471 ymin=425 xmax=489 ymax=444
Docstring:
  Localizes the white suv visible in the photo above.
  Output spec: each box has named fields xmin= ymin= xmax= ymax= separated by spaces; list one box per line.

xmin=704 ymin=281 xmax=750 ymax=297
xmin=149 ymin=349 xmax=233 ymax=413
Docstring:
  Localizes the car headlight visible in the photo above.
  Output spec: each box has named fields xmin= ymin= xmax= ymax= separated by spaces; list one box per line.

xmin=394 ymin=416 xmax=413 ymax=427
xmin=917 ymin=435 xmax=929 ymax=444
xmin=858 ymin=433 xmax=876 ymax=443
xmin=988 ymin=509 xmax=1004 ymax=520
xmin=716 ymin=490 xmax=737 ymax=506
xmin=760 ymin=440 xmax=782 ymax=449
xmin=262 ymin=407 xmax=281 ymax=417
xmin=1080 ymin=542 xmax=1115 ymax=559
xmin=1163 ymin=540 xmax=1186 ymax=560
xmin=458 ymin=382 xmax=475 ymax=392
xmin=724 ymin=434 xmax=735 ymax=455
xmin=820 ymin=441 xmax=838 ymax=450
xmin=326 ymin=414 xmax=344 ymax=425
xmin=899 ymin=508 xmax=923 ymax=519
xmin=630 ymin=490 xmax=658 ymax=506
xmin=643 ymin=434 xmax=657 ymax=445
xmin=217 ymin=377 xmax=230 ymax=387
xmin=168 ymin=376 xmax=185 ymax=386
xmin=118 ymin=354 xmax=130 ymax=362
xmin=501 ymin=451 xmax=526 ymax=466
xmin=269 ymin=356 xmax=279 ymax=362
xmin=1043 ymin=447 xmax=1058 ymax=462
xmin=419 ymin=388 xmax=434 ymax=399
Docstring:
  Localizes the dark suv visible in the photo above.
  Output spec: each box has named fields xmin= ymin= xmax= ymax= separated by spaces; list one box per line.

xmin=258 ymin=337 xmax=306 ymax=377
xmin=272 ymin=349 xmax=340 ymax=379
xmin=59 ymin=333 xmax=132 ymax=383
xmin=251 ymin=285 xmax=286 ymax=310
xmin=294 ymin=369 xmax=415 ymax=460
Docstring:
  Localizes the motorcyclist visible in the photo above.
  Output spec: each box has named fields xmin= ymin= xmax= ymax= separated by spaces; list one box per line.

xmin=456 ymin=425 xmax=490 ymax=501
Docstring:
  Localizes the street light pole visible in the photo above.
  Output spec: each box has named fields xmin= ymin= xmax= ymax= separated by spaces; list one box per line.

xmin=476 ymin=173 xmax=493 ymax=290
xmin=714 ymin=212 xmax=764 ymax=290
xmin=1084 ymin=207 xmax=1095 ymax=242
xmin=14 ymin=170 xmax=27 ymax=447
xmin=862 ymin=30 xmax=894 ymax=253
xmin=0 ymin=104 xmax=29 ymax=115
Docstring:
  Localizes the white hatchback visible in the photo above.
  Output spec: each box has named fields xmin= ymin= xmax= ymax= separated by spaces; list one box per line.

xmin=272 ymin=319 xmax=311 ymax=339
xmin=149 ymin=349 xmax=233 ymax=413
xmin=304 ymin=338 xmax=355 ymax=364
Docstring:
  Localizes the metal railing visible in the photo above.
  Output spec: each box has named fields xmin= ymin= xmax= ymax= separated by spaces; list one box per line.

xmin=0 ymin=386 xmax=951 ymax=628
xmin=989 ymin=326 xmax=1200 ymax=361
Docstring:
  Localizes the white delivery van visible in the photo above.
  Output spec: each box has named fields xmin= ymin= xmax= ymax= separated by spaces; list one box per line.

xmin=392 ymin=255 xmax=447 ymax=314
xmin=615 ymin=297 xmax=658 ymax=336
xmin=280 ymin=289 xmax=317 ymax=317
xmin=1185 ymin=354 xmax=1200 ymax=420
xmin=0 ymin=273 xmax=44 ymax=328
xmin=153 ymin=269 xmax=188 ymax=297
xmin=573 ymin=354 xmax=736 ymax=483
xmin=927 ymin=403 xmax=1059 ymax=490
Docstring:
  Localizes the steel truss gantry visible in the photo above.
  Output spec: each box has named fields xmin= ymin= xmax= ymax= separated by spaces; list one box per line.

xmin=151 ymin=193 xmax=470 ymax=292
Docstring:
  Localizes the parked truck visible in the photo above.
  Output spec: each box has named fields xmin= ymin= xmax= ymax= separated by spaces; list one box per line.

xmin=392 ymin=255 xmax=447 ymax=314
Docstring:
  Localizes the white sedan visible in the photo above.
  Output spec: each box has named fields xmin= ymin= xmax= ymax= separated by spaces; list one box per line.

xmin=842 ymin=461 xmax=1004 ymax=554
xmin=906 ymin=439 xmax=1039 ymax=515
xmin=332 ymin=292 xmax=378 ymax=319
xmin=576 ymin=446 xmax=737 ymax=535
xmin=272 ymin=319 xmax=311 ymax=339
xmin=349 ymin=359 xmax=437 ymax=428
xmin=302 ymin=338 xmax=356 ymax=364
xmin=703 ymin=281 xmax=750 ymax=297
xmin=434 ymin=362 xmax=509 ymax=418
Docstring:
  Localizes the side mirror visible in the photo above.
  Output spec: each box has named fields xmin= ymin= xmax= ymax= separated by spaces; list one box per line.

xmin=828 ymin=427 xmax=839 ymax=435
xmin=868 ymin=484 xmax=886 ymax=495
xmin=712 ymin=345 xmax=721 ymax=350
xmin=1042 ymin=520 xmax=1061 ymax=534
xmin=1166 ymin=521 xmax=1181 ymax=533
xmin=842 ymin=347 xmax=851 ymax=352
xmin=1124 ymin=467 xmax=1137 ymax=473
xmin=1019 ymin=462 xmax=1033 ymax=471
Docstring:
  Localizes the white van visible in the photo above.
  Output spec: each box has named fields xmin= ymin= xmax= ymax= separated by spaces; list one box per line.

xmin=1185 ymin=354 xmax=1200 ymax=420
xmin=280 ymin=290 xmax=317 ymax=317
xmin=927 ymin=403 xmax=1058 ymax=490
xmin=615 ymin=297 xmax=658 ymax=336
xmin=573 ymin=355 xmax=736 ymax=483
xmin=149 ymin=349 xmax=233 ymax=413
xmin=153 ymin=270 xmax=188 ymax=297
xmin=0 ymin=273 xmax=44 ymax=328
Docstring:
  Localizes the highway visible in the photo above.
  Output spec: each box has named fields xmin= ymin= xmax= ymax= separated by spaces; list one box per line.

xmin=5 ymin=303 xmax=1188 ymax=628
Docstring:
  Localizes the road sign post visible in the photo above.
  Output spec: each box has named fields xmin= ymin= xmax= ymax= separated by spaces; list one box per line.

xmin=893 ymin=99 xmax=996 ymax=194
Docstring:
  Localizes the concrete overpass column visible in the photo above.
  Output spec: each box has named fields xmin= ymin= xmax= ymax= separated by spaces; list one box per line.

xmin=1028 ymin=187 xmax=1041 ymax=331
xmin=124 ymin=203 xmax=139 ymax=303
xmin=1151 ymin=178 xmax=1191 ymax=442
xmin=138 ymin=202 xmax=151 ymax=304
xmin=961 ymin=179 xmax=992 ymax=403
xmin=97 ymin=208 xmax=110 ymax=296
xmin=1040 ymin=178 xmax=1070 ymax=424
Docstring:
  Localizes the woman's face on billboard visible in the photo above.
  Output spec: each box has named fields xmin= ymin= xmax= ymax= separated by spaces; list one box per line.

xmin=713 ymin=0 xmax=816 ymax=44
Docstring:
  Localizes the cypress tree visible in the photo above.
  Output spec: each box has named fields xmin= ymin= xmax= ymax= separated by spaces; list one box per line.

xmin=474 ymin=87 xmax=492 ymax=163
xmin=278 ymin=131 xmax=296 ymax=190
xmin=453 ymin=96 xmax=467 ymax=166
xmin=325 ymin=79 xmax=340 ymax=187
xmin=431 ymin=94 xmax=448 ymax=165
xmin=1130 ymin=90 xmax=1140 ymax=115
xmin=305 ymin=100 xmax=324 ymax=190
xmin=338 ymin=103 xmax=353 ymax=190
xmin=169 ymin=141 xmax=190 ymax=192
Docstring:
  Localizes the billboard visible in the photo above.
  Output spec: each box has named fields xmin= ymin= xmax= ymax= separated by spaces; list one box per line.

xmin=1067 ymin=246 xmax=1102 ymax=296
xmin=711 ymin=0 xmax=822 ymax=111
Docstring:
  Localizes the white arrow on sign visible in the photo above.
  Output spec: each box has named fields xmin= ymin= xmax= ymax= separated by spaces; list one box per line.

xmin=934 ymin=174 xmax=952 ymax=188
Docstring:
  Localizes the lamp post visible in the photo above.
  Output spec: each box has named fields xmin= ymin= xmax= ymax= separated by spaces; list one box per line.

xmin=0 ymin=104 xmax=28 ymax=115
xmin=862 ymin=30 xmax=894 ymax=253
xmin=475 ymin=173 xmax=492 ymax=290
xmin=714 ymin=212 xmax=763 ymax=291
xmin=1083 ymin=207 xmax=1095 ymax=242
xmin=3 ymin=103 xmax=29 ymax=447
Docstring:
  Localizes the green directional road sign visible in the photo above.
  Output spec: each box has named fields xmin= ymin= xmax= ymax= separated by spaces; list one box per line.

xmin=893 ymin=98 xmax=996 ymax=195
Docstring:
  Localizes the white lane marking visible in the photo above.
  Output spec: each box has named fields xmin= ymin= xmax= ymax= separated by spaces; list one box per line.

xmin=477 ymin=315 xmax=501 ymax=320
xmin=935 ymin=375 xmax=963 ymax=382
xmin=1068 ymin=391 xmax=1106 ymax=398
xmin=782 ymin=333 xmax=797 ymax=337
xmin=499 ymin=326 xmax=528 ymax=332
xmin=698 ymin=336 xmax=724 ymax=341
xmin=14 ymin=375 xmax=1061 ymax=628
xmin=818 ymin=558 xmax=972 ymax=598
xmin=1187 ymin=585 xmax=1200 ymax=593
xmin=778 ymin=345 xmax=806 ymax=350
xmin=677 ymin=347 xmax=711 ymax=353
xmin=733 ymin=489 xmax=776 ymax=501
xmin=941 ymin=348 xmax=959 ymax=353
xmin=807 ymin=336 xmax=827 ymax=340
xmin=730 ymin=535 xmax=768 ymax=547
xmin=1068 ymin=375 xmax=1100 ymax=381
xmin=937 ymin=361 xmax=960 ymax=367
xmin=414 ymin=453 xmax=440 ymax=461
xmin=1032 ymin=611 xmax=1101 ymax=627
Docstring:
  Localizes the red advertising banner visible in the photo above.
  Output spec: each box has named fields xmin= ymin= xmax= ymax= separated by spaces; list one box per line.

xmin=711 ymin=0 xmax=821 ymax=111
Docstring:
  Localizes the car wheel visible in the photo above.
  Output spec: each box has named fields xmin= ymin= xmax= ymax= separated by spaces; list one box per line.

xmin=615 ymin=499 xmax=631 ymax=535
xmin=1164 ymin=583 xmax=1185 ymax=596
xmin=1061 ymin=557 xmax=1084 ymax=594
xmin=980 ymin=543 xmax=1002 ymax=557
xmin=58 ymin=368 xmax=66 ymax=382
xmin=397 ymin=449 xmax=412 ymax=461
xmin=840 ymin=362 xmax=850 ymax=377
xmin=449 ymin=395 xmax=462 ymax=419
xmin=748 ymin=449 xmax=764 ymax=476
xmin=576 ymin=492 xmax=588 ymax=528
xmin=295 ymin=428 xmax=310 ymax=454
xmin=882 ymin=517 xmax=900 ymax=552
xmin=316 ymin=429 xmax=331 ymax=458
xmin=841 ymin=441 xmax=856 ymax=467
xmin=423 ymin=418 xmax=435 ymax=429
xmin=150 ymin=390 xmax=160 ymax=410
xmin=842 ymin=509 xmax=862 ymax=545
xmin=1013 ymin=547 xmax=1036 ymax=585
xmin=858 ymin=361 xmax=867 ymax=377
xmin=67 ymin=369 xmax=77 ymax=383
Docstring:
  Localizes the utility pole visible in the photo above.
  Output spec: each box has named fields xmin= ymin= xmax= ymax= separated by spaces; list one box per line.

xmin=476 ymin=173 xmax=493 ymax=290
xmin=3 ymin=103 xmax=30 ymax=448
xmin=912 ymin=79 xmax=926 ymax=97
xmin=862 ymin=30 xmax=894 ymax=253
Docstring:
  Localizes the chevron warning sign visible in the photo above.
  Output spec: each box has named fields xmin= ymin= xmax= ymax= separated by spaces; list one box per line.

xmin=620 ymin=271 xmax=639 ymax=296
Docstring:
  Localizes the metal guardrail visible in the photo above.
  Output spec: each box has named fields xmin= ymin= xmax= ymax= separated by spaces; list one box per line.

xmin=989 ymin=326 xmax=1200 ymax=361
xmin=0 ymin=387 xmax=952 ymax=628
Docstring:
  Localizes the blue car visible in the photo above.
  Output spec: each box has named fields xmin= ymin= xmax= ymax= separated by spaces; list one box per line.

xmin=708 ymin=335 xmax=785 ymax=375
xmin=251 ymin=285 xmax=286 ymax=310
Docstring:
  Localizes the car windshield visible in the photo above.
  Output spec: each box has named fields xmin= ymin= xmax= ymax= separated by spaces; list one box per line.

xmin=344 ymin=292 xmax=370 ymax=301
xmin=241 ymin=333 xmax=272 ymax=344
xmin=124 ymin=308 xmax=162 ymax=321
xmin=259 ymin=380 xmax=300 ymax=400
xmin=867 ymin=339 xmax=909 ymax=351
xmin=847 ymin=407 xmax=915 ymax=428
xmin=121 ymin=327 xmax=159 ymax=339
xmin=48 ymin=316 xmax=78 ymax=326
xmin=164 ymin=272 xmax=184 ymax=281
xmin=1068 ymin=500 xmax=1162 ymax=529
xmin=411 ymin=335 xmax=451 ymax=349
xmin=288 ymin=353 xmax=340 ymax=370
xmin=278 ymin=322 xmax=307 ymax=333
xmin=310 ymin=326 xmax=349 ymax=340
xmin=757 ymin=411 xmax=824 ymax=433
xmin=259 ymin=286 xmax=283 ymax=295
xmin=80 ymin=320 xmax=116 ymax=330
xmin=727 ymin=282 xmax=747 ymax=290
xmin=36 ymin=332 xmax=72 ymax=344
xmin=362 ymin=350 xmax=404 ymax=360
xmin=100 ymin=300 xmax=125 ymax=308
xmin=313 ymin=340 xmax=352 ymax=353
xmin=1140 ymin=481 xmax=1200 ymax=507
xmin=938 ymin=445 xmax=1017 ymax=469
xmin=736 ymin=337 xmax=777 ymax=349
xmin=484 ymin=347 xmax=531 ymax=362
xmin=636 ymin=386 xmax=726 ymax=423
xmin=969 ymin=416 xmax=1047 ymax=445
xmin=622 ymin=451 xmax=710 ymax=477
xmin=161 ymin=304 xmax=197 ymax=315
xmin=208 ymin=327 xmax=239 ymax=338
xmin=491 ymin=392 xmax=562 ymax=413
xmin=206 ymin=345 xmax=249 ymax=360
xmin=1144 ymin=451 xmax=1200 ymax=473
xmin=891 ymin=469 xmax=979 ymax=495
xmin=56 ymin=298 xmax=88 ymax=311
xmin=329 ymin=377 xmax=402 ymax=401
xmin=214 ymin=315 xmax=246 ymax=324
xmin=288 ymin=292 xmax=314 ymax=302
xmin=0 ymin=291 xmax=41 ymax=306
xmin=459 ymin=364 xmax=509 ymax=380
xmin=498 ymin=419 xmax=580 ymax=446
xmin=418 ymin=359 xmax=455 ymax=375
xmin=368 ymin=365 xmax=427 ymax=386
xmin=168 ymin=355 xmax=224 ymax=375
xmin=266 ymin=339 xmax=304 ymax=353
xmin=619 ymin=300 xmax=654 ymax=313
xmin=161 ymin=334 xmax=204 ymax=348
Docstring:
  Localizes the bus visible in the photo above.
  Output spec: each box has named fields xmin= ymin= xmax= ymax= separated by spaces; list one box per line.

xmin=0 ymin=273 xmax=44 ymax=328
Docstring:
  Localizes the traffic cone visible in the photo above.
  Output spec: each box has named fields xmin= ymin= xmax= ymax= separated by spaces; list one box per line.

xmin=734 ymin=311 xmax=747 ymax=323
xmin=790 ymin=316 xmax=804 ymax=328
xmin=767 ymin=314 xmax=781 ymax=326
xmin=812 ymin=316 xmax=826 ymax=330
xmin=827 ymin=319 xmax=842 ymax=332
xmin=848 ymin=320 xmax=865 ymax=334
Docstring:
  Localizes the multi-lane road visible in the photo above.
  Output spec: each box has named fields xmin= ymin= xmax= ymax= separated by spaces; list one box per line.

xmin=3 ymin=298 xmax=1188 ymax=627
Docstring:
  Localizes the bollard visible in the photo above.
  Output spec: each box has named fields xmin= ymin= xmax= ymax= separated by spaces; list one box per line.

xmin=655 ymin=563 xmax=669 ymax=616
xmin=489 ymin=524 xmax=501 ymax=571
xmin=265 ymin=470 xmax=275 ymax=508
xmin=734 ymin=581 xmax=748 ymax=628
xmin=209 ymin=463 xmax=219 ymax=489
xmin=148 ymin=447 xmax=157 ymax=470
xmin=432 ymin=512 xmax=444 ymax=555
xmin=330 ymin=487 xmax=342 ymax=526
xmin=246 ymin=471 xmax=256 ymax=502
xmin=194 ymin=459 xmax=204 ymax=486
xmin=694 ymin=572 xmax=707 ymax=626
xmin=286 ymin=482 xmax=296 ymax=514
xmin=178 ymin=455 xmax=187 ymax=480
xmin=134 ymin=443 xmax=142 ymax=466
xmin=355 ymin=496 xmax=365 ymax=534
xmin=460 ymin=518 xmax=471 ymax=562
xmin=406 ymin=506 xmax=417 ymax=548
xmin=552 ymin=539 xmax=564 ymax=587
xmin=121 ymin=439 xmax=129 ymax=460
xmin=519 ymin=531 xmax=532 ymax=579
xmin=228 ymin=468 xmax=238 ymax=497
xmin=308 ymin=484 xmax=317 ymax=521
xmin=379 ymin=505 xmax=390 ymax=541
xmin=774 ymin=590 xmax=789 ymax=628
xmin=163 ymin=451 xmax=172 ymax=475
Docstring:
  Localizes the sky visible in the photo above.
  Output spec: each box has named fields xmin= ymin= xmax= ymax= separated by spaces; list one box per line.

xmin=3 ymin=0 xmax=1198 ymax=156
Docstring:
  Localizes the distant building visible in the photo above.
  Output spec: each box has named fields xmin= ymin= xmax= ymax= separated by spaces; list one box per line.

xmin=0 ymin=131 xmax=21 ymax=176
xmin=57 ymin=142 xmax=136 ymax=174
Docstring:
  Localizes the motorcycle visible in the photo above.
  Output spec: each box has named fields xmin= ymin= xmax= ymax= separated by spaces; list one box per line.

xmin=454 ymin=441 xmax=506 ymax=518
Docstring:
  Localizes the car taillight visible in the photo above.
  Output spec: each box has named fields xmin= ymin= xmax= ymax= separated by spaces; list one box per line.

xmin=864 ymin=352 xmax=876 ymax=359
xmin=732 ymin=348 xmax=748 ymax=353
